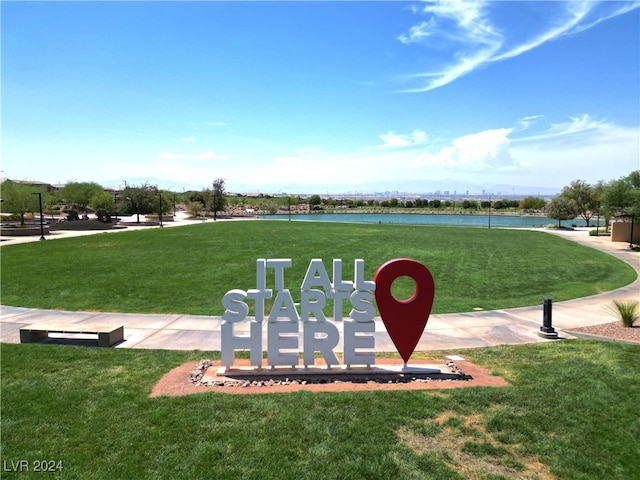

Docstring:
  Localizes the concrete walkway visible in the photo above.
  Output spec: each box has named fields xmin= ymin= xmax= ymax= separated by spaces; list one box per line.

xmin=1 ymin=218 xmax=638 ymax=351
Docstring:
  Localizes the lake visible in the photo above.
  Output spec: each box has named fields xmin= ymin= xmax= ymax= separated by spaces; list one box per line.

xmin=258 ymin=212 xmax=603 ymax=228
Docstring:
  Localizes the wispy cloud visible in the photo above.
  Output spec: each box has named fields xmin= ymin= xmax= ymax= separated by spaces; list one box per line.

xmin=399 ymin=0 xmax=640 ymax=92
xmin=515 ymin=115 xmax=544 ymax=132
xmin=378 ymin=130 xmax=429 ymax=148
xmin=511 ymin=114 xmax=636 ymax=145
xmin=182 ymin=136 xmax=195 ymax=142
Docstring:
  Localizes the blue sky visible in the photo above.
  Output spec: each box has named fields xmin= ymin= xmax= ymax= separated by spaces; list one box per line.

xmin=2 ymin=1 xmax=639 ymax=195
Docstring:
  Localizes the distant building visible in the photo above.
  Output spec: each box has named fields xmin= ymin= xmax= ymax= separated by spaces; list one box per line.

xmin=5 ymin=179 xmax=57 ymax=193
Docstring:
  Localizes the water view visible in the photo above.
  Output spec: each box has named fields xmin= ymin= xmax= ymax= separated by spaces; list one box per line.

xmin=259 ymin=212 xmax=602 ymax=228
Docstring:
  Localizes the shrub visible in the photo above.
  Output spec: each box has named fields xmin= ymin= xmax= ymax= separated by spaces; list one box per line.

xmin=605 ymin=300 xmax=639 ymax=327
xmin=95 ymin=209 xmax=112 ymax=223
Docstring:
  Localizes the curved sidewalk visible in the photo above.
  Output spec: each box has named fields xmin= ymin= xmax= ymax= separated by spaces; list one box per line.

xmin=1 ymin=226 xmax=638 ymax=351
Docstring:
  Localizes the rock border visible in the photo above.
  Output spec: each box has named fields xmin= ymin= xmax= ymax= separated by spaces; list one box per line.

xmin=150 ymin=358 xmax=509 ymax=397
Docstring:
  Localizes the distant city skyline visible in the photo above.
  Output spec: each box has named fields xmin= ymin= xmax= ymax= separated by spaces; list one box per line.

xmin=3 ymin=175 xmax=563 ymax=201
xmin=3 ymin=1 xmax=639 ymax=195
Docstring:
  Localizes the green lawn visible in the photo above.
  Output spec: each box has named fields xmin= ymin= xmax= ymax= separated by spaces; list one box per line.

xmin=1 ymin=221 xmax=636 ymax=315
xmin=1 ymin=340 xmax=639 ymax=479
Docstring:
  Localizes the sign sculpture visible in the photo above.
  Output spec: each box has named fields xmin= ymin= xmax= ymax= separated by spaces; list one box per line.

xmin=374 ymin=259 xmax=435 ymax=363
xmin=220 ymin=258 xmax=435 ymax=369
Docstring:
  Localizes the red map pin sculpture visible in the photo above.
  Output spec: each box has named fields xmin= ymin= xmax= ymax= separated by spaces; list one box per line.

xmin=374 ymin=258 xmax=435 ymax=363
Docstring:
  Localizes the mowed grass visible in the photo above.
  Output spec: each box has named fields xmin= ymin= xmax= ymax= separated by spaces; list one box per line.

xmin=1 ymin=340 xmax=639 ymax=479
xmin=1 ymin=221 xmax=636 ymax=315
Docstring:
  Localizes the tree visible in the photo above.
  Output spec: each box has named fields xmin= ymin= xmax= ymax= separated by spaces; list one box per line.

xmin=601 ymin=170 xmax=640 ymax=245
xmin=90 ymin=191 xmax=115 ymax=223
xmin=546 ymin=196 xmax=578 ymax=228
xmin=601 ymin=171 xmax=640 ymax=217
xmin=308 ymin=194 xmax=322 ymax=208
xmin=90 ymin=191 xmax=114 ymax=212
xmin=560 ymin=180 xmax=598 ymax=227
xmin=0 ymin=180 xmax=48 ymax=225
xmin=520 ymin=196 xmax=546 ymax=211
xmin=187 ymin=190 xmax=208 ymax=206
xmin=211 ymin=178 xmax=227 ymax=221
xmin=120 ymin=183 xmax=159 ymax=223
xmin=185 ymin=200 xmax=204 ymax=218
xmin=157 ymin=190 xmax=175 ymax=216
xmin=58 ymin=181 xmax=104 ymax=212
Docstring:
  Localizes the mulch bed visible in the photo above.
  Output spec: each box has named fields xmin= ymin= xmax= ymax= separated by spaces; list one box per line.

xmin=150 ymin=358 xmax=509 ymax=397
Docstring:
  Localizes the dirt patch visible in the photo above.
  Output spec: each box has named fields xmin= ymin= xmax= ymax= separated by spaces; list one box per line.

xmin=397 ymin=409 xmax=555 ymax=480
xmin=150 ymin=358 xmax=508 ymax=397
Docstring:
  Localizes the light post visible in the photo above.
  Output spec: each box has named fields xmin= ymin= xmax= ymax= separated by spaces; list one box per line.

xmin=159 ymin=194 xmax=163 ymax=227
xmin=212 ymin=192 xmax=216 ymax=221
xmin=488 ymin=193 xmax=492 ymax=229
xmin=288 ymin=195 xmax=291 ymax=221
xmin=32 ymin=192 xmax=45 ymax=240
xmin=113 ymin=190 xmax=118 ymax=224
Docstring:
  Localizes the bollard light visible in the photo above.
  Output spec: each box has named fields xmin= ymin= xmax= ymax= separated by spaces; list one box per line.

xmin=538 ymin=297 xmax=558 ymax=339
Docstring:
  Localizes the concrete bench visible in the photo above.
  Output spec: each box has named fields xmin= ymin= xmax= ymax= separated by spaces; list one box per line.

xmin=20 ymin=324 xmax=124 ymax=347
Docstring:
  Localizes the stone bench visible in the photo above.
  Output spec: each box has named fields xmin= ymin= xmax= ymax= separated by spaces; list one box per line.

xmin=20 ymin=324 xmax=124 ymax=347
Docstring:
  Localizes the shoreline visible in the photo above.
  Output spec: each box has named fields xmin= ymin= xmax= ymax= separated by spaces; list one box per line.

xmin=265 ymin=209 xmax=547 ymax=217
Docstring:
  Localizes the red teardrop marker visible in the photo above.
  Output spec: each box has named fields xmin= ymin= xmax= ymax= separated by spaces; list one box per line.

xmin=374 ymin=258 xmax=435 ymax=363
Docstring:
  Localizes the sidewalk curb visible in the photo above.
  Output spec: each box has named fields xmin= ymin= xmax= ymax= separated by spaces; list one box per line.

xmin=561 ymin=330 xmax=640 ymax=345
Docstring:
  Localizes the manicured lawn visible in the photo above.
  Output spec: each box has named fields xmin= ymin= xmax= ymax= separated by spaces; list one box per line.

xmin=1 ymin=340 xmax=639 ymax=479
xmin=0 ymin=221 xmax=636 ymax=315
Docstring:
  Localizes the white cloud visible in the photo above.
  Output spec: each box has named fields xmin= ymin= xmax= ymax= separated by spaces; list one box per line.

xmin=400 ymin=1 xmax=640 ymax=92
xmin=398 ymin=19 xmax=437 ymax=44
xmin=509 ymin=117 xmax=639 ymax=186
xmin=182 ymin=136 xmax=195 ymax=142
xmin=413 ymin=127 xmax=514 ymax=170
xmin=403 ymin=115 xmax=637 ymax=185
xmin=378 ymin=130 xmax=428 ymax=148
xmin=217 ymin=114 xmax=637 ymax=193
xmin=80 ymin=116 xmax=636 ymax=194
